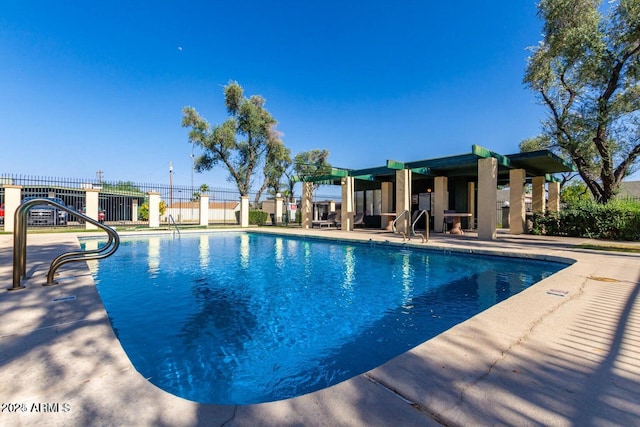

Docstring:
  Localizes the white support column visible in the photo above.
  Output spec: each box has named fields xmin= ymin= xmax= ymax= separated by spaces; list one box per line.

xmin=433 ymin=176 xmax=448 ymax=232
xmin=548 ymin=181 xmax=560 ymax=212
xmin=381 ymin=181 xmax=393 ymax=230
xmin=3 ymin=185 xmax=22 ymax=233
xmin=132 ymin=199 xmax=139 ymax=223
xmin=532 ymin=176 xmax=546 ymax=213
xmin=199 ymin=195 xmax=209 ymax=226
xmin=275 ymin=195 xmax=284 ymax=224
xmin=395 ymin=169 xmax=411 ymax=234
xmin=381 ymin=182 xmax=393 ymax=211
xmin=340 ymin=177 xmax=354 ymax=231
xmin=240 ymin=195 xmax=249 ymax=227
xmin=302 ymin=182 xmax=314 ymax=229
xmin=509 ymin=169 xmax=526 ymax=235
xmin=148 ymin=192 xmax=161 ymax=228
xmin=85 ymin=189 xmax=100 ymax=230
xmin=478 ymin=157 xmax=497 ymax=240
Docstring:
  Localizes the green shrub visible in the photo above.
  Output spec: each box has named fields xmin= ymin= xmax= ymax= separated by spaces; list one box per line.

xmin=531 ymin=199 xmax=640 ymax=241
xmin=248 ymin=210 xmax=269 ymax=226
xmin=138 ymin=200 xmax=168 ymax=221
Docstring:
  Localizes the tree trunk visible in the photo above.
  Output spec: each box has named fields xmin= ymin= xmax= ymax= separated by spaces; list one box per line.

xmin=253 ymin=179 xmax=269 ymax=209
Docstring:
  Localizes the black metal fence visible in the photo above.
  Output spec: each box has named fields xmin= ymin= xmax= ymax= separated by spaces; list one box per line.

xmin=0 ymin=174 xmax=341 ymax=230
xmin=6 ymin=173 xmax=637 ymax=231
xmin=495 ymin=201 xmax=533 ymax=228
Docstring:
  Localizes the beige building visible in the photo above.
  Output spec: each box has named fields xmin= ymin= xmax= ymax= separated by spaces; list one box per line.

xmin=297 ymin=145 xmax=574 ymax=240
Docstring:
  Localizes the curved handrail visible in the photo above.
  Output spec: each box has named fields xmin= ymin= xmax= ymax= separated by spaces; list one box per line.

xmin=46 ymin=221 xmax=119 ymax=285
xmin=411 ymin=210 xmax=429 ymax=243
xmin=10 ymin=198 xmax=120 ymax=289
xmin=47 ymin=230 xmax=116 ymax=271
xmin=168 ymin=214 xmax=181 ymax=236
xmin=392 ymin=210 xmax=410 ymax=240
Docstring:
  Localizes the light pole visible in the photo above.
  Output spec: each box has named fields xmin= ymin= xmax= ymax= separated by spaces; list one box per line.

xmin=190 ymin=147 xmax=195 ymax=223
xmin=190 ymin=146 xmax=195 ymax=194
xmin=169 ymin=161 xmax=173 ymax=208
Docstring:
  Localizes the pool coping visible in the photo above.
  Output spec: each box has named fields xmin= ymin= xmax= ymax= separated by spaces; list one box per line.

xmin=1 ymin=228 xmax=639 ymax=426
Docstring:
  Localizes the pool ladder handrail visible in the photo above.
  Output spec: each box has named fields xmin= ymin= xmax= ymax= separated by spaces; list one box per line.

xmin=392 ymin=210 xmax=410 ymax=240
xmin=392 ymin=210 xmax=429 ymax=243
xmin=410 ymin=209 xmax=429 ymax=243
xmin=168 ymin=214 xmax=180 ymax=236
xmin=10 ymin=198 xmax=120 ymax=290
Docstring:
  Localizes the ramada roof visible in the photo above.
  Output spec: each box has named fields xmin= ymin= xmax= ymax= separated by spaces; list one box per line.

xmin=301 ymin=145 xmax=575 ymax=184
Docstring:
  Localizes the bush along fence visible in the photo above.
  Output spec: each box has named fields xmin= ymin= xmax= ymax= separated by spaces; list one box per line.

xmin=0 ymin=174 xmax=328 ymax=232
xmin=530 ymin=199 xmax=640 ymax=241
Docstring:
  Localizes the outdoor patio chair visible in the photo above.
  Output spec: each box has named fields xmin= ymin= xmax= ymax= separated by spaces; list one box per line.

xmin=312 ymin=212 xmax=338 ymax=228
xmin=353 ymin=212 xmax=365 ymax=228
xmin=335 ymin=212 xmax=364 ymax=229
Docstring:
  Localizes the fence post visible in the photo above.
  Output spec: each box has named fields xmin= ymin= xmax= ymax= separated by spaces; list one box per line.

xmin=132 ymin=199 xmax=139 ymax=223
xmin=275 ymin=195 xmax=283 ymax=225
xmin=148 ymin=192 xmax=160 ymax=228
xmin=3 ymin=185 xmax=22 ymax=233
xmin=199 ymin=195 xmax=209 ymax=226
xmin=85 ymin=189 xmax=100 ymax=230
xmin=240 ymin=195 xmax=249 ymax=227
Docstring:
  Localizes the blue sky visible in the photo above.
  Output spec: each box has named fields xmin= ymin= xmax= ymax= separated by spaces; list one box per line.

xmin=1 ymin=1 xmax=599 ymax=190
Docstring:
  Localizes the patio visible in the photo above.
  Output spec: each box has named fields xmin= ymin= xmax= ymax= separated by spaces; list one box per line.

xmin=0 ymin=228 xmax=639 ymax=426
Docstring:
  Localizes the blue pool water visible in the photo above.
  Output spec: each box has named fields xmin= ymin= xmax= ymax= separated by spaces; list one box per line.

xmin=86 ymin=232 xmax=566 ymax=405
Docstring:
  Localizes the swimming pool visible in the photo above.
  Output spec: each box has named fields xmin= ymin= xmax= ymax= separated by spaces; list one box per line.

xmin=86 ymin=232 xmax=566 ymax=405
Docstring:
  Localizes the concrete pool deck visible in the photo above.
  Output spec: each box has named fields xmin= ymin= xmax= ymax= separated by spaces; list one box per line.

xmin=1 ymin=228 xmax=639 ymax=426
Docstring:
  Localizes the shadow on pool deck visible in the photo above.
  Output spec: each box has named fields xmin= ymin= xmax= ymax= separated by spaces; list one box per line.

xmin=0 ymin=229 xmax=639 ymax=426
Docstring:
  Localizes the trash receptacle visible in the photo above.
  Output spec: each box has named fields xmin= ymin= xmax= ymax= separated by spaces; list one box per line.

xmin=270 ymin=213 xmax=276 ymax=225
xmin=501 ymin=205 xmax=510 ymax=228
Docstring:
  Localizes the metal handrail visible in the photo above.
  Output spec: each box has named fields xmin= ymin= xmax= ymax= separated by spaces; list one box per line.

xmin=411 ymin=210 xmax=429 ymax=243
xmin=392 ymin=210 xmax=410 ymax=240
xmin=168 ymin=214 xmax=180 ymax=236
xmin=10 ymin=198 xmax=120 ymax=290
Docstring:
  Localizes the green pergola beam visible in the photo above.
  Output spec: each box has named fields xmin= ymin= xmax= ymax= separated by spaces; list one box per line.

xmin=471 ymin=144 xmax=511 ymax=168
xmin=328 ymin=168 xmax=350 ymax=177
xmin=386 ymin=160 xmax=405 ymax=170
xmin=352 ymin=174 xmax=376 ymax=181
xmin=292 ymin=167 xmax=350 ymax=183
xmin=410 ymin=167 xmax=431 ymax=176
xmin=348 ymin=166 xmax=396 ymax=177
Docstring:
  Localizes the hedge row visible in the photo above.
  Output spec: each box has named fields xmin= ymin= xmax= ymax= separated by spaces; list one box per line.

xmin=248 ymin=210 xmax=269 ymax=226
xmin=236 ymin=210 xmax=302 ymax=226
xmin=531 ymin=199 xmax=640 ymax=241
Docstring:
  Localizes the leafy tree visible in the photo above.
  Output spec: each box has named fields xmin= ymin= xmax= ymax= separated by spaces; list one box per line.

xmin=561 ymin=181 xmax=591 ymax=204
xmin=261 ymin=149 xmax=331 ymax=202
xmin=191 ymin=183 xmax=210 ymax=201
xmin=524 ymin=0 xmax=640 ymax=203
xmin=253 ymin=138 xmax=290 ymax=206
xmin=519 ymin=135 xmax=578 ymax=186
xmin=282 ymin=158 xmax=297 ymax=200
xmin=293 ymin=149 xmax=332 ymax=192
xmin=182 ymin=81 xmax=284 ymax=200
xmin=101 ymin=181 xmax=144 ymax=195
